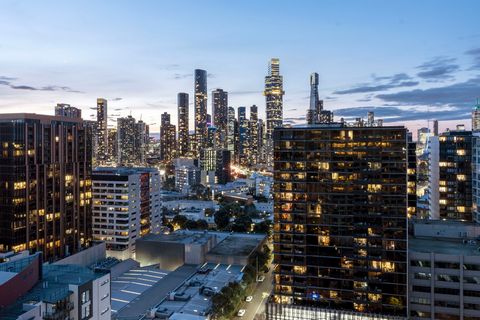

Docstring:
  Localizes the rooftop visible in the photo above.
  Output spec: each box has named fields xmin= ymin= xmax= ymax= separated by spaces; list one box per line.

xmin=139 ymin=231 xmax=217 ymax=245
xmin=410 ymin=237 xmax=480 ymax=256
xmin=208 ymin=234 xmax=265 ymax=257
xmin=0 ymin=113 xmax=84 ymax=123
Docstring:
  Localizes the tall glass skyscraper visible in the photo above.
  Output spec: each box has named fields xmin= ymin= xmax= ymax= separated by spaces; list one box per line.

xmin=177 ymin=92 xmax=189 ymax=157
xmin=194 ymin=69 xmax=208 ymax=156
xmin=269 ymin=124 xmax=408 ymax=319
xmin=264 ymin=58 xmax=284 ymax=166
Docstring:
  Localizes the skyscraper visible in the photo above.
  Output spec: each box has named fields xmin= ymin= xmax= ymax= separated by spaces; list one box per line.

xmin=264 ymin=58 xmax=284 ymax=166
xmin=238 ymin=106 xmax=249 ymax=166
xmin=0 ymin=113 xmax=92 ymax=261
xmin=212 ymin=89 xmax=228 ymax=147
xmin=472 ymin=99 xmax=480 ymax=131
xmin=160 ymin=112 xmax=176 ymax=162
xmin=55 ymin=103 xmax=82 ymax=119
xmin=117 ymin=115 xmax=136 ymax=166
xmin=177 ymin=92 xmax=189 ymax=157
xmin=306 ymin=73 xmax=332 ymax=124
xmin=249 ymin=105 xmax=259 ymax=165
xmin=429 ymin=127 xmax=472 ymax=221
xmin=96 ymin=98 xmax=108 ymax=164
xmin=227 ymin=106 xmax=236 ymax=159
xmin=269 ymin=123 xmax=408 ymax=319
xmin=194 ymin=69 xmax=208 ymax=156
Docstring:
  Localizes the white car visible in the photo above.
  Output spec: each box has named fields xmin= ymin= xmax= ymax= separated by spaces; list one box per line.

xmin=237 ymin=309 xmax=246 ymax=317
xmin=245 ymin=295 xmax=253 ymax=302
xmin=257 ymin=275 xmax=265 ymax=282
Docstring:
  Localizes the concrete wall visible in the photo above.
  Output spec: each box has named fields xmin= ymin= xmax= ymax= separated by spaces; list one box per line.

xmin=413 ymin=221 xmax=480 ymax=239
xmin=54 ymin=242 xmax=106 ymax=267
xmin=136 ymin=240 xmax=185 ymax=270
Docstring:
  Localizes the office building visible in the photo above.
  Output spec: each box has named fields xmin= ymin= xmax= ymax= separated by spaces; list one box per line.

xmin=55 ymin=103 xmax=82 ymax=119
xmin=200 ymin=148 xmax=231 ymax=185
xmin=177 ymin=92 xmax=189 ymax=157
xmin=472 ymin=132 xmax=480 ymax=223
xmin=92 ymin=167 xmax=161 ymax=260
xmin=264 ymin=58 xmax=284 ymax=166
xmin=213 ymin=89 xmax=228 ymax=147
xmin=269 ymin=123 xmax=408 ymax=319
xmin=160 ymin=112 xmax=177 ymax=162
xmin=194 ymin=69 xmax=208 ymax=156
xmin=409 ymin=220 xmax=480 ymax=319
xmin=96 ymin=98 xmax=108 ymax=164
xmin=408 ymin=136 xmax=417 ymax=218
xmin=135 ymin=120 xmax=149 ymax=165
xmin=107 ymin=128 xmax=117 ymax=163
xmin=0 ymin=113 xmax=92 ymax=261
xmin=428 ymin=127 xmax=472 ymax=221
xmin=227 ymin=106 xmax=236 ymax=158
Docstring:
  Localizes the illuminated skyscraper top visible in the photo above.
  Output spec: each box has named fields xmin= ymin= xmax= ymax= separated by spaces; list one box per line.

xmin=306 ymin=72 xmax=332 ymax=124
xmin=264 ymin=58 xmax=284 ymax=166
xmin=472 ymin=99 xmax=480 ymax=131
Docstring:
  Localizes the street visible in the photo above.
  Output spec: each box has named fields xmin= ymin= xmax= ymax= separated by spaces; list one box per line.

xmin=234 ymin=265 xmax=274 ymax=320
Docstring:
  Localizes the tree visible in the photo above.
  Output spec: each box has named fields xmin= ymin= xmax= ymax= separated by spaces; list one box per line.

xmin=162 ymin=176 xmax=175 ymax=191
xmin=244 ymin=203 xmax=258 ymax=217
xmin=183 ymin=219 xmax=198 ymax=230
xmin=196 ymin=219 xmax=209 ymax=230
xmin=214 ymin=210 xmax=230 ymax=230
xmin=253 ymin=220 xmax=272 ymax=235
xmin=172 ymin=214 xmax=188 ymax=229
xmin=231 ymin=214 xmax=253 ymax=233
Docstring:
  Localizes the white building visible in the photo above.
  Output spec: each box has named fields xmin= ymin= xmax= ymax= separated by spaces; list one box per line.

xmin=92 ymin=167 xmax=161 ymax=260
xmin=175 ymin=158 xmax=201 ymax=194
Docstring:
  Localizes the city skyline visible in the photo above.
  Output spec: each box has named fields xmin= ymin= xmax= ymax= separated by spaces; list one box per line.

xmin=0 ymin=1 xmax=479 ymax=134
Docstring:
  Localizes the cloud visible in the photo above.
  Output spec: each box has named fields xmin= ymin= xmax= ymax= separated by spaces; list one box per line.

xmin=416 ymin=57 xmax=459 ymax=81
xmin=111 ymin=97 xmax=122 ymax=101
xmin=333 ymin=73 xmax=419 ymax=95
xmin=283 ymin=116 xmax=306 ymax=124
xmin=229 ymin=90 xmax=262 ymax=95
xmin=466 ymin=48 xmax=480 ymax=70
xmin=173 ymin=73 xmax=192 ymax=80
xmin=376 ymin=75 xmax=480 ymax=109
xmin=0 ymin=77 xmax=82 ymax=93
xmin=207 ymin=73 xmax=215 ymax=78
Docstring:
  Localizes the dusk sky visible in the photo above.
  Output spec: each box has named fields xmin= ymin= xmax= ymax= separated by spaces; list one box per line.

xmin=0 ymin=0 xmax=479 ymax=134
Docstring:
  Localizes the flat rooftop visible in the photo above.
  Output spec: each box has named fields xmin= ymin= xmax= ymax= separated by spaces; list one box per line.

xmin=113 ymin=264 xmax=197 ymax=319
xmin=208 ymin=234 xmax=265 ymax=257
xmin=111 ymin=266 xmax=169 ymax=314
xmin=139 ymin=231 xmax=217 ymax=245
xmin=410 ymin=236 xmax=480 ymax=256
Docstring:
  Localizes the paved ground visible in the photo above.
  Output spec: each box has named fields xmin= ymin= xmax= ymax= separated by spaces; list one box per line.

xmin=234 ymin=264 xmax=274 ymax=320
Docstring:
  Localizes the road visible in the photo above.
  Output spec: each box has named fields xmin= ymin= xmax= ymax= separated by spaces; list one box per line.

xmin=234 ymin=265 xmax=274 ymax=320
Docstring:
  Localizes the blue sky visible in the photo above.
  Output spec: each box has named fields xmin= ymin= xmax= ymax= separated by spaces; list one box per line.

xmin=0 ymin=0 xmax=479 ymax=133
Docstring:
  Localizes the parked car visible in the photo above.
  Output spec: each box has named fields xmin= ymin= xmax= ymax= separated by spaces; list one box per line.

xmin=257 ymin=275 xmax=265 ymax=282
xmin=245 ymin=296 xmax=253 ymax=302
xmin=237 ymin=309 xmax=246 ymax=317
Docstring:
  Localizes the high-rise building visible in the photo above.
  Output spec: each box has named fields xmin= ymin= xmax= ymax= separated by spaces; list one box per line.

xmin=238 ymin=106 xmax=249 ymax=166
xmin=160 ymin=112 xmax=176 ymax=162
xmin=200 ymin=148 xmax=231 ymax=185
xmin=269 ymin=123 xmax=408 ymax=319
xmin=212 ymin=89 xmax=228 ymax=147
xmin=407 ymin=135 xmax=417 ymax=219
xmin=55 ymin=103 xmax=82 ymax=119
xmin=428 ymin=127 xmax=472 ymax=221
xmin=96 ymin=98 xmax=108 ymax=163
xmin=92 ymin=167 xmax=161 ymax=260
xmin=472 ymin=99 xmax=480 ymax=131
xmin=0 ymin=113 xmax=92 ymax=261
xmin=473 ymin=132 xmax=480 ymax=223
xmin=177 ymin=93 xmax=190 ymax=157
xmin=264 ymin=58 xmax=284 ymax=166
xmin=175 ymin=158 xmax=201 ymax=194
xmin=433 ymin=120 xmax=439 ymax=136
xmin=306 ymin=73 xmax=332 ymax=125
xmin=194 ymin=69 xmax=208 ymax=156
xmin=227 ymin=106 xmax=236 ymax=159
xmin=107 ymin=127 xmax=117 ymax=163
xmin=117 ymin=115 xmax=136 ymax=166
xmin=258 ymin=119 xmax=266 ymax=164
xmin=135 ymin=120 xmax=149 ymax=165
xmin=249 ymin=105 xmax=259 ymax=165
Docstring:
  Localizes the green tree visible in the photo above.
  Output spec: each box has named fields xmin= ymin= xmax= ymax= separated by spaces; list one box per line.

xmin=214 ymin=210 xmax=230 ymax=230
xmin=253 ymin=220 xmax=272 ymax=235
xmin=231 ymin=214 xmax=253 ymax=232
xmin=172 ymin=214 xmax=188 ymax=229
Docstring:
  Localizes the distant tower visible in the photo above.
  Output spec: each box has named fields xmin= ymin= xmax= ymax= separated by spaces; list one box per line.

xmin=249 ymin=105 xmax=259 ymax=164
xmin=227 ymin=107 xmax=236 ymax=160
xmin=177 ymin=93 xmax=189 ymax=157
xmin=264 ymin=58 xmax=284 ymax=166
xmin=472 ymin=99 xmax=480 ymax=131
xmin=433 ymin=120 xmax=439 ymax=136
xmin=238 ymin=107 xmax=249 ymax=166
xmin=307 ymin=73 xmax=320 ymax=124
xmin=96 ymin=98 xmax=108 ymax=163
xmin=194 ymin=69 xmax=208 ymax=157
xmin=117 ymin=116 xmax=136 ymax=166
xmin=160 ymin=112 xmax=176 ymax=162
xmin=212 ymin=89 xmax=228 ymax=147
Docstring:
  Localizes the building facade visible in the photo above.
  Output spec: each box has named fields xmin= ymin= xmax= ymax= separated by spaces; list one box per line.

xmin=0 ymin=113 xmax=92 ymax=261
xmin=271 ymin=124 xmax=408 ymax=318
xmin=212 ymin=88 xmax=228 ymax=148
xmin=194 ymin=69 xmax=208 ymax=156
xmin=160 ymin=112 xmax=177 ymax=162
xmin=177 ymin=92 xmax=190 ymax=157
xmin=92 ymin=167 xmax=161 ymax=260
xmin=96 ymin=98 xmax=108 ymax=164
xmin=264 ymin=58 xmax=284 ymax=166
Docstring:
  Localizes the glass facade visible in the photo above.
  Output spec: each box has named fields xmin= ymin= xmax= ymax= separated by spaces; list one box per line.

xmin=272 ymin=125 xmax=408 ymax=318
xmin=194 ymin=69 xmax=208 ymax=156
